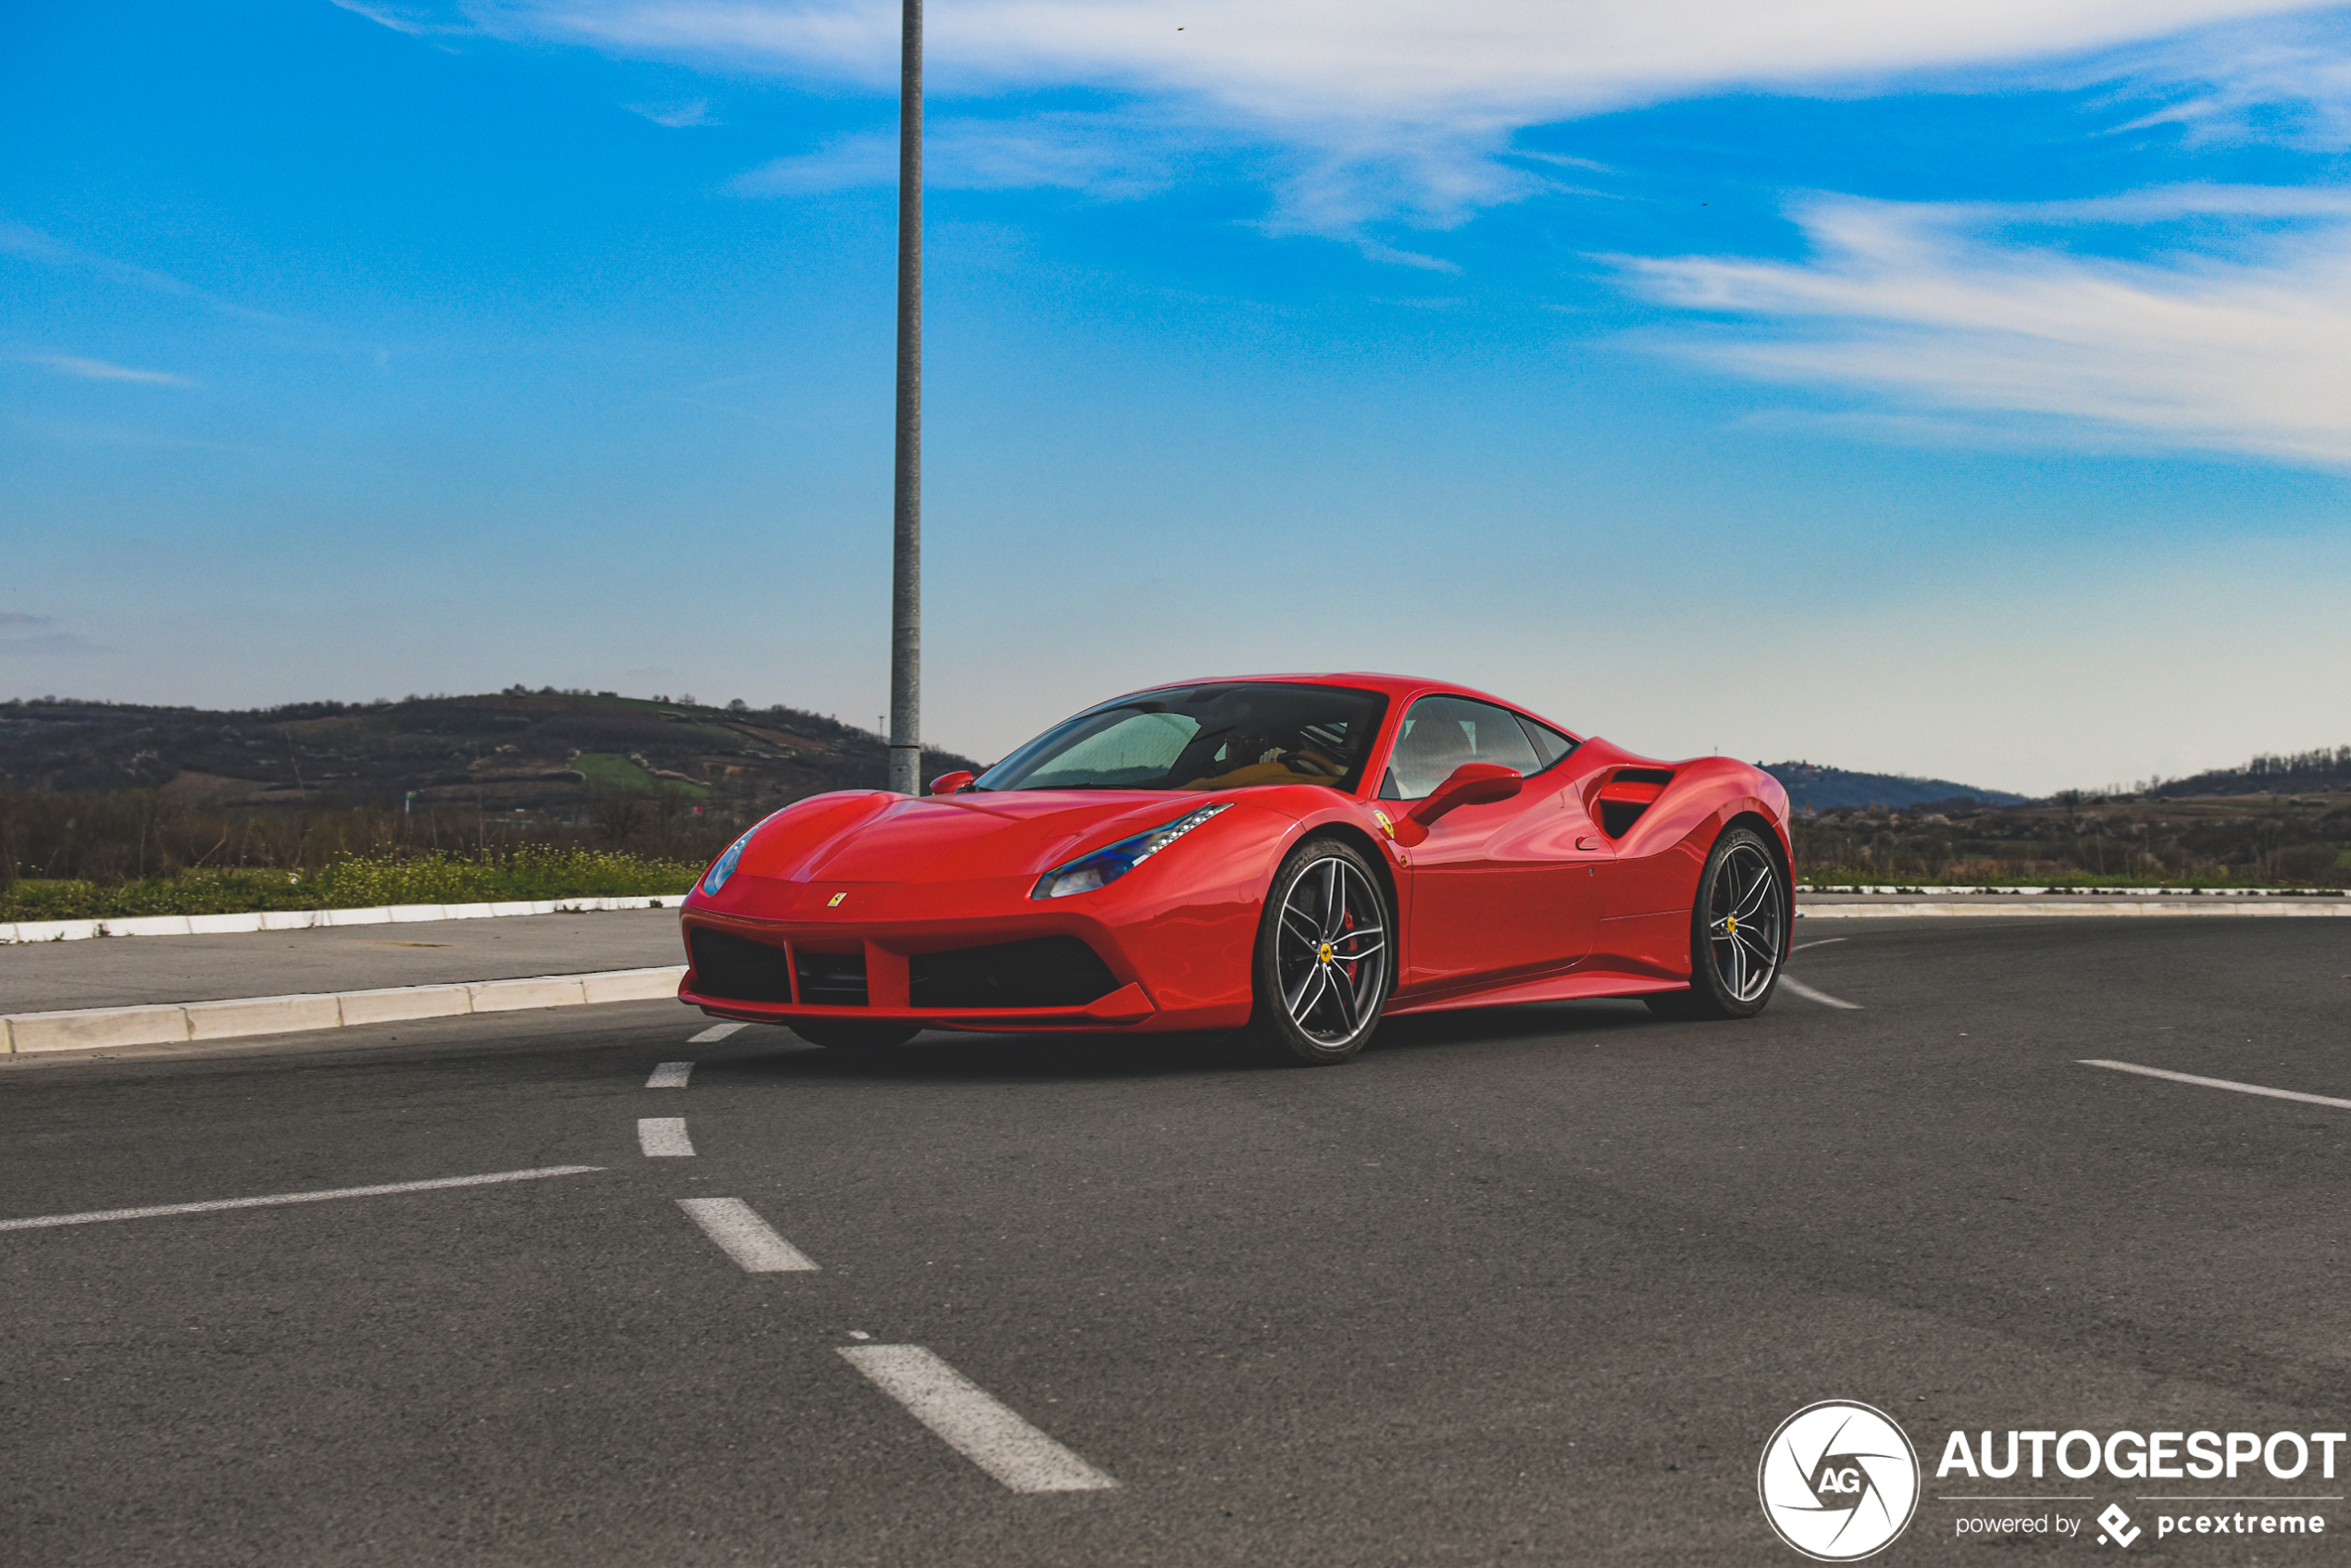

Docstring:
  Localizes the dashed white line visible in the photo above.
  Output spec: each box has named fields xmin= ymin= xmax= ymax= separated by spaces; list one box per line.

xmin=638 ymin=1117 xmax=695 ymax=1157
xmin=677 ymin=1198 xmax=818 ymax=1272
xmin=1793 ymin=938 xmax=1848 ymax=952
xmin=2081 ymin=1059 xmax=2351 ymax=1111
xmin=689 ymin=1022 xmax=747 ymax=1044
xmin=0 ymin=1165 xmax=603 ymax=1233
xmin=1778 ymin=977 xmax=1862 ymax=1010
xmin=645 ymin=1061 xmax=694 ymax=1089
xmin=839 ymin=1345 xmax=1120 ymax=1494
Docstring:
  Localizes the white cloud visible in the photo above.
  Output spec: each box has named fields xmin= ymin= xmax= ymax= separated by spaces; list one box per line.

xmin=0 ymin=220 xmax=286 ymax=323
xmin=469 ymin=0 xmax=2351 ymax=233
xmin=1613 ymin=186 xmax=2351 ymax=466
xmin=328 ymin=0 xmax=475 ymax=36
xmin=23 ymin=354 xmax=193 ymax=387
xmin=2096 ymin=10 xmax=2351 ymax=149
xmin=731 ymin=112 xmax=1196 ymax=198
xmin=0 ymin=612 xmax=102 ymax=656
xmin=627 ymin=96 xmax=716 ymax=125
xmin=732 ymin=130 xmax=895 ymax=193
xmin=485 ymin=0 xmax=2341 ymax=118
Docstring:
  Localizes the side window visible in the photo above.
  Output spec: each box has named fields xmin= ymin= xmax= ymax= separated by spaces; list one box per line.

xmin=1515 ymin=716 xmax=1579 ymax=770
xmin=1378 ymin=696 xmax=1544 ymax=801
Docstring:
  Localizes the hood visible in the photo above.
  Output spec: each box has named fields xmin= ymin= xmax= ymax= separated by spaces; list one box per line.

xmin=787 ymin=790 xmax=1216 ymax=885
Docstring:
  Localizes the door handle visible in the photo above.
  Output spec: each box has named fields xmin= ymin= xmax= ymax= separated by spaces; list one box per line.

xmin=1576 ymin=836 xmax=1601 ymax=852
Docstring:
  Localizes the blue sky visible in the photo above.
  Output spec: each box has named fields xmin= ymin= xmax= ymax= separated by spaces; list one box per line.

xmin=5 ymin=0 xmax=2348 ymax=794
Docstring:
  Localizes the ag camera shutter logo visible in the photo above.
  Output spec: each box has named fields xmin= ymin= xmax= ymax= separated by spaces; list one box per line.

xmin=1759 ymin=1400 xmax=1922 ymax=1561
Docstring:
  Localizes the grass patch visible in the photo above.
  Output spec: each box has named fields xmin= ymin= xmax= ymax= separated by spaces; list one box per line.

xmin=573 ymin=752 xmax=709 ymax=798
xmin=1 ymin=847 xmax=699 ymax=922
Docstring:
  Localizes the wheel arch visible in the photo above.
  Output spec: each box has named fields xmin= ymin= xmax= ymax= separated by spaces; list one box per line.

xmin=1275 ymin=815 xmax=1403 ymax=989
xmin=1294 ymin=819 xmax=1399 ymax=928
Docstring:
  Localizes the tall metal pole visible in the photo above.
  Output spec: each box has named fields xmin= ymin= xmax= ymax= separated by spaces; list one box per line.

xmin=886 ymin=0 xmax=923 ymax=796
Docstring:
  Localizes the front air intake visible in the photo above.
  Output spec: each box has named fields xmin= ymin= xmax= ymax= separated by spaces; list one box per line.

xmin=909 ymin=936 xmax=1119 ymax=1010
xmin=689 ymin=928 xmax=795 ymax=1003
xmin=793 ymin=948 xmax=869 ymax=1007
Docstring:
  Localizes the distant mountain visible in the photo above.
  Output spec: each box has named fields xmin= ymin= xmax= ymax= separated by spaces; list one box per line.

xmin=0 ymin=690 xmax=984 ymax=817
xmin=2146 ymin=746 xmax=2351 ymax=800
xmin=1760 ymin=761 xmax=2030 ymax=814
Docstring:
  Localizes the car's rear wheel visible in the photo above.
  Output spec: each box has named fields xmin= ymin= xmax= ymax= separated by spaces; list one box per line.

xmin=1250 ymin=838 xmax=1392 ymax=1065
xmin=1645 ymin=826 xmax=1785 ymax=1020
xmin=792 ymin=1021 xmax=918 ymax=1053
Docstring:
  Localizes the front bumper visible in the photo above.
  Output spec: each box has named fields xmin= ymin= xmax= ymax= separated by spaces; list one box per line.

xmin=677 ymin=871 xmax=1260 ymax=1034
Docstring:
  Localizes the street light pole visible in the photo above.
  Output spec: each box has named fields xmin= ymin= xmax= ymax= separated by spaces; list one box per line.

xmin=886 ymin=0 xmax=923 ymax=796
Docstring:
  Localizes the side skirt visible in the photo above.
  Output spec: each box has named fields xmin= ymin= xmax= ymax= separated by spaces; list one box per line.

xmin=1384 ymin=969 xmax=1688 ymax=1016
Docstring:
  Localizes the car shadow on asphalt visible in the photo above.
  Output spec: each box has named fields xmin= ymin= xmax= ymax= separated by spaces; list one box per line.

xmin=707 ymin=999 xmax=1672 ymax=1085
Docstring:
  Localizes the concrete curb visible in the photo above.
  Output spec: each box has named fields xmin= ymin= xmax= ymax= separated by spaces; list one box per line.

xmin=1798 ymin=884 xmax=2340 ymax=898
xmin=1 ymin=966 xmax=687 ymax=1055
xmin=0 ymin=894 xmax=686 ymax=946
xmin=1797 ymin=900 xmax=2351 ymax=919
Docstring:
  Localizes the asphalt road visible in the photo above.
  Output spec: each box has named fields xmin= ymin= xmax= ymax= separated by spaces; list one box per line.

xmin=5 ymin=916 xmax=2348 ymax=1566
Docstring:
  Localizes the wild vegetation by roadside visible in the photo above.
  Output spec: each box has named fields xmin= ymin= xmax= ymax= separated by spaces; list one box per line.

xmin=1792 ymin=791 xmax=2351 ymax=889
xmin=0 ymin=688 xmax=985 ymax=919
xmin=0 ymin=848 xmax=700 ymax=923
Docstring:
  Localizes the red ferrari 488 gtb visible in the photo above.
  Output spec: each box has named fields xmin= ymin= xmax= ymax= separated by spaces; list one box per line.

xmin=678 ymin=674 xmax=1792 ymax=1064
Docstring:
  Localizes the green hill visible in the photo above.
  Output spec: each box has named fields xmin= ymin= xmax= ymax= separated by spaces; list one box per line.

xmin=0 ymin=690 xmax=984 ymax=819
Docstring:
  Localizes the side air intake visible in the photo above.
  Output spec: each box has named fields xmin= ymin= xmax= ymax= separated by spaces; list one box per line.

xmin=1597 ymin=768 xmax=1675 ymax=839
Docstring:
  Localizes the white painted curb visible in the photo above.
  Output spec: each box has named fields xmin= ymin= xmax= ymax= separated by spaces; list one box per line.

xmin=1797 ymin=899 xmax=2351 ymax=919
xmin=0 ymin=894 xmax=686 ymax=946
xmin=1 ymin=965 xmax=688 ymax=1055
xmin=1798 ymin=884 xmax=2341 ymax=897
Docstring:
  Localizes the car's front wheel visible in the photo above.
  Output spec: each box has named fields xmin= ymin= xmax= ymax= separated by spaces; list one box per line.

xmin=1250 ymin=837 xmax=1392 ymax=1065
xmin=1645 ymin=826 xmax=1786 ymax=1020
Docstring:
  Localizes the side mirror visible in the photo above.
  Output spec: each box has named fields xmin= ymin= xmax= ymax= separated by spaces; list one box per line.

xmin=928 ymin=770 xmax=976 ymax=796
xmin=1406 ymin=762 xmax=1523 ymax=827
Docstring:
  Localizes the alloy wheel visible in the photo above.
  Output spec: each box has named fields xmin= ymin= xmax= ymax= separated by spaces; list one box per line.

xmin=1705 ymin=841 xmax=1785 ymax=1003
xmin=1274 ymin=855 xmax=1389 ymax=1045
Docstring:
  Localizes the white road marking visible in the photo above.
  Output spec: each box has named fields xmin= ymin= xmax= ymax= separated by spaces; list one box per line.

xmin=638 ymin=1117 xmax=695 ymax=1157
xmin=2081 ymin=1059 xmax=2351 ymax=1111
xmin=1778 ymin=977 xmax=1861 ymax=1010
xmin=676 ymin=1197 xmax=817 ymax=1271
xmin=1793 ymin=938 xmax=1847 ymax=952
xmin=839 ymin=1345 xmax=1120 ymax=1493
xmin=689 ymin=1022 xmax=746 ymax=1043
xmin=645 ymin=1061 xmax=694 ymax=1089
xmin=0 ymin=1165 xmax=603 ymax=1233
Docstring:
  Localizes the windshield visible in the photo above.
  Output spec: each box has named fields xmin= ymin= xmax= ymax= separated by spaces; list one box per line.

xmin=976 ymin=683 xmax=1390 ymax=794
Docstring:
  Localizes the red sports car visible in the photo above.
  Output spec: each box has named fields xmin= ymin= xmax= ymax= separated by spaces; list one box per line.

xmin=678 ymin=674 xmax=1792 ymax=1064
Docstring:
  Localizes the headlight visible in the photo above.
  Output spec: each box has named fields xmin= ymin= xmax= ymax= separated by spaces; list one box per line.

xmin=701 ymin=828 xmax=754 ymax=896
xmin=1030 ymin=803 xmax=1232 ymax=900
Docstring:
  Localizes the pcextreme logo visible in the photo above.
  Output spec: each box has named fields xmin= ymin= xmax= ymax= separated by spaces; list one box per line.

xmin=1760 ymin=1401 xmax=1922 ymax=1562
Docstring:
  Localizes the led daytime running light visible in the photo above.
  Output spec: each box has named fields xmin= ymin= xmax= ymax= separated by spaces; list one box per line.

xmin=1030 ymin=803 xmax=1232 ymax=900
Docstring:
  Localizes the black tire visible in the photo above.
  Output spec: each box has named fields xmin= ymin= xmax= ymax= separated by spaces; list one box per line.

xmin=1247 ymin=837 xmax=1393 ymax=1065
xmin=1653 ymin=826 xmax=1787 ymax=1019
xmin=792 ymin=1021 xmax=918 ymax=1052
